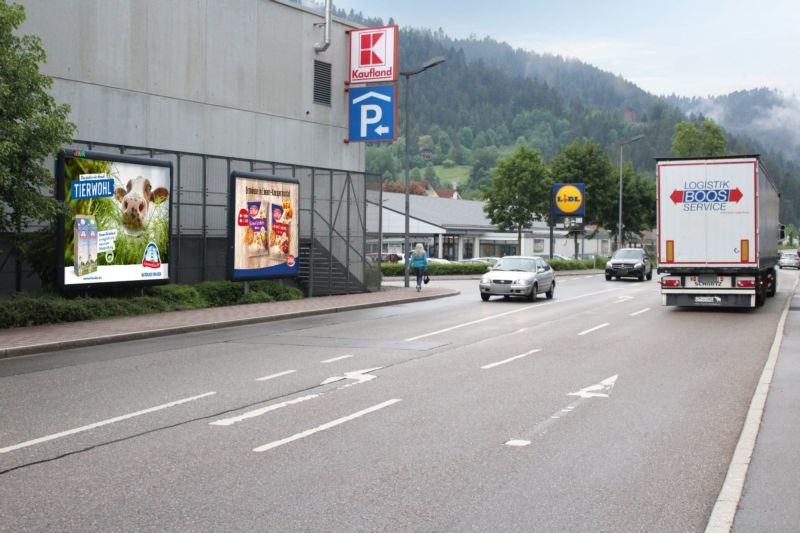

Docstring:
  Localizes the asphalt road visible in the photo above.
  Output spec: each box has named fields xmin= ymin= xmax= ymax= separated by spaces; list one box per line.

xmin=1 ymin=271 xmax=794 ymax=531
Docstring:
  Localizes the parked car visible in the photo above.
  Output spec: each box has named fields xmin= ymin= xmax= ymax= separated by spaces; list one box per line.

xmin=367 ymin=252 xmax=401 ymax=263
xmin=459 ymin=257 xmax=499 ymax=265
xmin=778 ymin=252 xmax=800 ymax=269
xmin=479 ymin=255 xmax=556 ymax=302
xmin=534 ymin=253 xmax=571 ymax=261
xmin=605 ymin=248 xmax=653 ymax=281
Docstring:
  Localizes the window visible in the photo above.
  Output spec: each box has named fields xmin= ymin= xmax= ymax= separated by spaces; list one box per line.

xmin=442 ymin=235 xmax=458 ymax=261
xmin=462 ymin=238 xmax=474 ymax=259
xmin=479 ymin=240 xmax=517 ymax=258
xmin=314 ymin=60 xmax=332 ymax=105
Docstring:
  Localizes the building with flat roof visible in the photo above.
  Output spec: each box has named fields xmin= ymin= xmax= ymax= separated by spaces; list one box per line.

xmin=368 ymin=192 xmax=612 ymax=260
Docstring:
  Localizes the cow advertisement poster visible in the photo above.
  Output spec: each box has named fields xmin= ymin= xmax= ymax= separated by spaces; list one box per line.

xmin=227 ymin=172 xmax=299 ymax=280
xmin=57 ymin=150 xmax=173 ymax=287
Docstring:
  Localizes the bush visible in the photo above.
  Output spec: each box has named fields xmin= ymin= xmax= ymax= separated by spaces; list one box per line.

xmin=248 ymin=280 xmax=304 ymax=301
xmin=0 ymin=280 xmax=304 ymax=329
xmin=144 ymin=285 xmax=205 ymax=309
xmin=238 ymin=291 xmax=276 ymax=305
xmin=380 ymin=258 xmax=606 ymax=276
xmin=194 ymin=281 xmax=243 ymax=307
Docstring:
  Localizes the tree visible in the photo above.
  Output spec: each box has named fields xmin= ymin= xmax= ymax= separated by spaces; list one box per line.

xmin=548 ymin=140 xmax=616 ymax=230
xmin=671 ymin=119 xmax=728 ymax=157
xmin=0 ymin=1 xmax=75 ymax=291
xmin=482 ymin=146 xmax=549 ymax=251
xmin=618 ymin=162 xmax=656 ymax=243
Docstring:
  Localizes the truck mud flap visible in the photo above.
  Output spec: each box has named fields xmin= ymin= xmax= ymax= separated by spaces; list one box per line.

xmin=666 ymin=293 xmax=754 ymax=308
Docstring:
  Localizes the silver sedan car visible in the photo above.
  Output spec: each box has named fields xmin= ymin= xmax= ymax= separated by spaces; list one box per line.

xmin=479 ymin=255 xmax=556 ymax=302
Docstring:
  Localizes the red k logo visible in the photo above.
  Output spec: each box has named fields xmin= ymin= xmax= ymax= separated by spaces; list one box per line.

xmin=359 ymin=31 xmax=385 ymax=67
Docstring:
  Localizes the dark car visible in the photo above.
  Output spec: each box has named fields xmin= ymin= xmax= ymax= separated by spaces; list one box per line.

xmin=367 ymin=252 xmax=401 ymax=263
xmin=605 ymin=248 xmax=653 ymax=281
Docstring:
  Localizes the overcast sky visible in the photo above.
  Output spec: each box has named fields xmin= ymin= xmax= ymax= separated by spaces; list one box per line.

xmin=330 ymin=0 xmax=800 ymax=99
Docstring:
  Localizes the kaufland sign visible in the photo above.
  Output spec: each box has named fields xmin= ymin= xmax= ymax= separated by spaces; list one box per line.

xmin=349 ymin=25 xmax=398 ymax=83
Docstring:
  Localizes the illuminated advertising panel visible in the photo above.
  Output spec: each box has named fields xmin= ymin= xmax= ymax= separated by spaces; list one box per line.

xmin=56 ymin=150 xmax=173 ymax=288
xmin=227 ymin=172 xmax=300 ymax=280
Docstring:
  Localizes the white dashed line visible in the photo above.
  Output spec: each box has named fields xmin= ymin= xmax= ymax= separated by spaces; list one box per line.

xmin=481 ymin=349 xmax=541 ymax=370
xmin=578 ymin=323 xmax=610 ymax=336
xmin=210 ymin=394 xmax=318 ymax=426
xmin=253 ymin=399 xmax=402 ymax=452
xmin=0 ymin=392 xmax=217 ymax=454
xmin=321 ymin=355 xmax=354 ymax=364
xmin=256 ymin=370 xmax=296 ymax=381
xmin=630 ymin=308 xmax=650 ymax=316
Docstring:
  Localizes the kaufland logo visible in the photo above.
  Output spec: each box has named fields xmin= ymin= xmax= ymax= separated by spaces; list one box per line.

xmin=349 ymin=26 xmax=397 ymax=83
xmin=359 ymin=31 xmax=386 ymax=67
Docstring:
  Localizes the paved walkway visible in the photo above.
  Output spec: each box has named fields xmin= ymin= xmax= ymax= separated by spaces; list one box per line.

xmin=0 ymin=286 xmax=456 ymax=358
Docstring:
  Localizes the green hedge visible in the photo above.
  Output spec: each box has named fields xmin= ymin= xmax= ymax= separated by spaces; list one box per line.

xmin=0 ymin=280 xmax=304 ymax=329
xmin=381 ymin=258 xmax=606 ymax=276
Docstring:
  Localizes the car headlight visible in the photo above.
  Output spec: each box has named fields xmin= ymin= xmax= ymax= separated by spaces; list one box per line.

xmin=514 ymin=278 xmax=532 ymax=285
xmin=606 ymin=261 xmax=612 ymax=268
xmin=480 ymin=276 xmax=490 ymax=284
xmin=634 ymin=262 xmax=643 ymax=269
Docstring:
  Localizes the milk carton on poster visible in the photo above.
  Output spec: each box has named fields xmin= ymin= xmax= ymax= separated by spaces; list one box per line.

xmin=73 ymin=215 xmax=91 ymax=276
xmin=86 ymin=217 xmax=98 ymax=274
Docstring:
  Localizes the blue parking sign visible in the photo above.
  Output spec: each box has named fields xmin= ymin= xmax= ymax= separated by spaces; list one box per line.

xmin=348 ymin=84 xmax=396 ymax=142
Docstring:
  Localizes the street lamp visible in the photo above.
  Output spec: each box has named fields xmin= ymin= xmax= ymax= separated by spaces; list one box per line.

xmin=401 ymin=56 xmax=446 ymax=288
xmin=618 ymin=134 xmax=645 ymax=249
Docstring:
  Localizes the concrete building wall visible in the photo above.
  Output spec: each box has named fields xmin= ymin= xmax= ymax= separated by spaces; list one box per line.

xmin=17 ymin=0 xmax=364 ymax=171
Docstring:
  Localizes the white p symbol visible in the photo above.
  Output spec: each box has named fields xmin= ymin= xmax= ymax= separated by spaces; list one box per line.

xmin=360 ymin=104 xmax=382 ymax=137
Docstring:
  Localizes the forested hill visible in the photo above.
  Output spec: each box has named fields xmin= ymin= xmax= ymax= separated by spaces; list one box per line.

xmin=332 ymin=7 xmax=800 ymax=226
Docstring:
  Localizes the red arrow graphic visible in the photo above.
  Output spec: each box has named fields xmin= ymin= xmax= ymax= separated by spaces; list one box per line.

xmin=729 ymin=187 xmax=743 ymax=203
xmin=670 ymin=189 xmax=684 ymax=204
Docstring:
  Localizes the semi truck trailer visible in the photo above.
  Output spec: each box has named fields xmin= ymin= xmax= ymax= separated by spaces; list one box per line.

xmin=657 ymin=155 xmax=781 ymax=308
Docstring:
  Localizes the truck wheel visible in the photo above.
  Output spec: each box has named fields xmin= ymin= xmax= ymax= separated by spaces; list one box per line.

xmin=767 ymin=269 xmax=777 ymax=297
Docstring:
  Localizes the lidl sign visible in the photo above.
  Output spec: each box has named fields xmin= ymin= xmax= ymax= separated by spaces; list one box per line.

xmin=553 ymin=183 xmax=585 ymax=216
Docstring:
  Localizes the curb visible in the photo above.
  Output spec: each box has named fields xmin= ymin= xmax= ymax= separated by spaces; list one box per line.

xmin=0 ymin=289 xmax=459 ymax=359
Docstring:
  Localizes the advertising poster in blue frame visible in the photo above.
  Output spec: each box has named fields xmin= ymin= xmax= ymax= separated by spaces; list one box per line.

xmin=227 ymin=171 xmax=300 ymax=280
xmin=56 ymin=149 xmax=173 ymax=289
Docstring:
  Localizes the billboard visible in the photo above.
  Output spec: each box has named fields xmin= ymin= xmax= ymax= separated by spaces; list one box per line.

xmin=227 ymin=172 xmax=299 ymax=281
xmin=56 ymin=150 xmax=173 ymax=288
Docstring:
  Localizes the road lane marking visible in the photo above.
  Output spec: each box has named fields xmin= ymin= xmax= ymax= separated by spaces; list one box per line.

xmin=321 ymin=354 xmax=354 ymax=364
xmin=405 ymin=287 xmax=619 ymax=341
xmin=0 ymin=391 xmax=217 ymax=454
xmin=578 ymin=323 xmax=610 ymax=336
xmin=507 ymin=375 xmax=619 ymax=447
xmin=256 ymin=370 xmax=296 ymax=382
xmin=481 ymin=349 xmax=541 ymax=370
xmin=568 ymin=375 xmax=618 ymax=398
xmin=614 ymin=295 xmax=634 ymax=303
xmin=210 ymin=394 xmax=318 ymax=426
xmin=253 ymin=399 xmax=402 ymax=452
xmin=630 ymin=307 xmax=650 ymax=316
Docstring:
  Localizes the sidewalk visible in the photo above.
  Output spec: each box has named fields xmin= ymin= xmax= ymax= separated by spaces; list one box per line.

xmin=0 ymin=285 xmax=457 ymax=359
